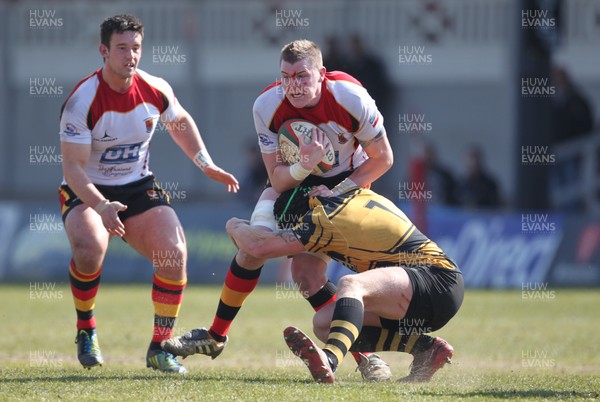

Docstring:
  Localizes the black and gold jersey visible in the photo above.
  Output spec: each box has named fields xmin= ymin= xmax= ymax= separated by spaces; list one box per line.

xmin=293 ymin=188 xmax=458 ymax=273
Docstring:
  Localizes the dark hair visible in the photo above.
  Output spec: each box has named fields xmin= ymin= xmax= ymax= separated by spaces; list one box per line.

xmin=273 ymin=186 xmax=312 ymax=229
xmin=100 ymin=14 xmax=143 ymax=47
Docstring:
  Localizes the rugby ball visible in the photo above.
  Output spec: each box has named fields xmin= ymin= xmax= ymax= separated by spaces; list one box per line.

xmin=278 ymin=119 xmax=335 ymax=175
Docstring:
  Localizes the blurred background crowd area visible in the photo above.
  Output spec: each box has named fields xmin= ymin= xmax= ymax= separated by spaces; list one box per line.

xmin=0 ymin=0 xmax=598 ymax=286
xmin=0 ymin=0 xmax=598 ymax=211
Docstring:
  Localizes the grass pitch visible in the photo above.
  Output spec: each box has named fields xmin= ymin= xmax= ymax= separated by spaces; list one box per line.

xmin=0 ymin=284 xmax=598 ymax=401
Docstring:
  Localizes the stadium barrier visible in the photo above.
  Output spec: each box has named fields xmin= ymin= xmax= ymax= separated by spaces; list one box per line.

xmin=1 ymin=201 xmax=598 ymax=288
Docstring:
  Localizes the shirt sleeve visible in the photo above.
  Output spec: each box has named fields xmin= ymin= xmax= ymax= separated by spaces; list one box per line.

xmin=330 ymin=80 xmax=385 ymax=144
xmin=157 ymin=79 xmax=183 ymax=123
xmin=59 ymin=95 xmax=92 ymax=145
xmin=352 ymin=89 xmax=385 ymax=144
xmin=253 ymin=92 xmax=279 ymax=154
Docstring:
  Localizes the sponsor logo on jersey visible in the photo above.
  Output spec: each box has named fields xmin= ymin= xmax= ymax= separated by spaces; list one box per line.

xmin=94 ymin=131 xmax=117 ymax=143
xmin=144 ymin=117 xmax=155 ymax=133
xmin=63 ymin=123 xmax=80 ymax=137
xmin=368 ymin=111 xmax=379 ymax=128
xmin=258 ymin=133 xmax=274 ymax=147
xmin=100 ymin=142 xmax=142 ymax=164
xmin=98 ymin=165 xmax=132 ymax=177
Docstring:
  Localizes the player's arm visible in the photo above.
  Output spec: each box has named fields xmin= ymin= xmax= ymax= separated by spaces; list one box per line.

xmin=313 ymin=85 xmax=393 ymax=197
xmin=166 ymin=109 xmax=239 ymax=193
xmin=61 ymin=141 xmax=127 ymax=237
xmin=261 ymin=128 xmax=327 ymax=193
xmin=349 ymin=126 xmax=393 ymax=187
xmin=226 ymin=217 xmax=305 ymax=259
xmin=309 ymin=127 xmax=393 ymax=198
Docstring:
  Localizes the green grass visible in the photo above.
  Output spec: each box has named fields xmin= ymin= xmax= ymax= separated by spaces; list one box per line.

xmin=0 ymin=285 xmax=598 ymax=401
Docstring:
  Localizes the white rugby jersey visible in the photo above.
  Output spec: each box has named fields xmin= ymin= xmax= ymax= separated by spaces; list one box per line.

xmin=59 ymin=68 xmax=182 ymax=185
xmin=253 ymin=71 xmax=384 ymax=178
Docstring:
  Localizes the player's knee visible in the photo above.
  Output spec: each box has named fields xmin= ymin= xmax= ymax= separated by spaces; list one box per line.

xmin=154 ymin=243 xmax=187 ymax=279
xmin=71 ymin=241 xmax=106 ymax=274
xmin=72 ymin=254 xmax=103 ymax=275
xmin=337 ymin=275 xmax=364 ymax=298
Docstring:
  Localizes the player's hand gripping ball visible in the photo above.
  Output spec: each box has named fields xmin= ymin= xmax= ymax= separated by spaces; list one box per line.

xmin=278 ymin=119 xmax=335 ymax=175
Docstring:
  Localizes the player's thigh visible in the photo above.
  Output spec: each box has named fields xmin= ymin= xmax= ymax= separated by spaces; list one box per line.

xmin=290 ymin=253 xmax=328 ymax=292
xmin=337 ymin=267 xmax=413 ymax=320
xmin=257 ymin=186 xmax=279 ymax=201
xmin=64 ymin=204 xmax=110 ymax=272
xmin=123 ymin=206 xmax=187 ymax=272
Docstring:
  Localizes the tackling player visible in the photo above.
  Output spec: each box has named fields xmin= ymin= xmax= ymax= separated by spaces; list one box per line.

xmin=58 ymin=14 xmax=239 ymax=374
xmin=225 ymin=185 xmax=464 ymax=383
xmin=163 ymin=39 xmax=394 ymax=380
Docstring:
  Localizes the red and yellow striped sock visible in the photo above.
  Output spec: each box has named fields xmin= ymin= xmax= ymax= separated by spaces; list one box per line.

xmin=151 ymin=274 xmax=186 ymax=345
xmin=209 ymin=258 xmax=262 ymax=341
xmin=69 ymin=259 xmax=101 ymax=331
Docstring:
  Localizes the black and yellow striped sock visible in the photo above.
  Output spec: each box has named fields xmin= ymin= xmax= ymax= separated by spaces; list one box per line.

xmin=350 ymin=326 xmax=435 ymax=354
xmin=322 ymin=297 xmax=364 ymax=371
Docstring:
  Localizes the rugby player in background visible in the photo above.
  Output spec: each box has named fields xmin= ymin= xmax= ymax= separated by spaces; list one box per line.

xmin=58 ymin=14 xmax=238 ymax=374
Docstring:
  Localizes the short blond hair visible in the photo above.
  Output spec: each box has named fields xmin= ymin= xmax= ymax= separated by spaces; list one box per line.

xmin=280 ymin=39 xmax=323 ymax=69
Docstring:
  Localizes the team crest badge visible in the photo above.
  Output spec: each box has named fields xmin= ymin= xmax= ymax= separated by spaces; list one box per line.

xmin=144 ymin=117 xmax=155 ymax=133
xmin=325 ymin=122 xmax=349 ymax=144
xmin=146 ymin=189 xmax=159 ymax=200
